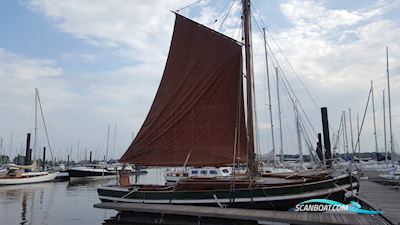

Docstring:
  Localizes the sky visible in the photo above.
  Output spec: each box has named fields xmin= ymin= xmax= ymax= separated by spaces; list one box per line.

xmin=0 ymin=0 xmax=399 ymax=162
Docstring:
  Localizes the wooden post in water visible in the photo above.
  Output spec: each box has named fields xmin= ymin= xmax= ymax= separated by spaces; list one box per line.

xmin=25 ymin=133 xmax=31 ymax=165
xmin=321 ymin=107 xmax=332 ymax=168
xmin=42 ymin=147 xmax=46 ymax=171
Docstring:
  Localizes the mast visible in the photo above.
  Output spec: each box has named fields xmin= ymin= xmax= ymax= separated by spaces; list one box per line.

xmin=243 ymin=0 xmax=257 ymax=174
xmin=276 ymin=67 xmax=284 ymax=165
xmin=357 ymin=113 xmax=361 ymax=159
xmin=343 ymin=111 xmax=349 ymax=160
xmin=383 ymin=89 xmax=388 ymax=162
xmin=0 ymin=137 xmax=2 ymax=163
xmin=386 ymin=47 xmax=394 ymax=161
xmin=77 ymin=139 xmax=80 ymax=162
xmin=295 ymin=103 xmax=304 ymax=167
xmin=371 ymin=81 xmax=379 ymax=156
xmin=348 ymin=108 xmax=355 ymax=158
xmin=34 ymin=88 xmax=38 ymax=160
xmin=113 ymin=124 xmax=117 ymax=161
xmin=262 ymin=28 xmax=276 ymax=162
xmin=106 ymin=124 xmax=110 ymax=163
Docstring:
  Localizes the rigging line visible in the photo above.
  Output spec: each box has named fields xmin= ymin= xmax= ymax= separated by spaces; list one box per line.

xmin=263 ymin=36 xmax=318 ymax=136
xmin=353 ymin=87 xmax=373 ymax=154
xmin=280 ymin=81 xmax=312 ymax=146
xmin=175 ymin=0 xmax=203 ymax=12
xmin=250 ymin=0 xmax=267 ymax=28
xmin=264 ymin=27 xmax=320 ymax=109
xmin=280 ymin=88 xmax=301 ymax=147
xmin=333 ymin=114 xmax=342 ymax=148
xmin=251 ymin=5 xmax=323 ymax=138
xmin=36 ymin=90 xmax=54 ymax=162
xmin=218 ymin=0 xmax=236 ymax=30
xmin=252 ymin=13 xmax=318 ymax=137
xmin=298 ymin=116 xmax=317 ymax=163
xmin=251 ymin=1 xmax=320 ymax=110
xmin=263 ymin=23 xmax=338 ymax=138
xmin=231 ymin=7 xmax=242 ymax=39
xmin=279 ymin=71 xmax=319 ymax=159
xmin=334 ymin=114 xmax=344 ymax=156
xmin=281 ymin=82 xmax=317 ymax=158
xmin=253 ymin=18 xmax=321 ymax=159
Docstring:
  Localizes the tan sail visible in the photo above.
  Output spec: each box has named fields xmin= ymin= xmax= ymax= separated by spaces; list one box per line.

xmin=120 ymin=14 xmax=247 ymax=166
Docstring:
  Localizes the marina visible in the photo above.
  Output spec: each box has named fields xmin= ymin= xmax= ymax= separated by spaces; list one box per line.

xmin=1 ymin=0 xmax=400 ymax=224
xmin=0 ymin=169 xmax=398 ymax=225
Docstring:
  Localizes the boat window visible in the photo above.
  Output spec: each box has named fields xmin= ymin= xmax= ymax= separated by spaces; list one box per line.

xmin=191 ymin=170 xmax=198 ymax=175
xmin=200 ymin=170 xmax=207 ymax=175
xmin=222 ymin=169 xmax=229 ymax=173
xmin=209 ymin=170 xmax=218 ymax=175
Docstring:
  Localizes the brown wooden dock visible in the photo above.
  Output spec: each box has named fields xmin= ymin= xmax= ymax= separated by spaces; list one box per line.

xmin=359 ymin=179 xmax=400 ymax=225
xmin=94 ymin=202 xmax=387 ymax=225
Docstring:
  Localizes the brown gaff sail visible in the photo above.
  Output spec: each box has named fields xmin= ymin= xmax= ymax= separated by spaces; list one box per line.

xmin=120 ymin=14 xmax=247 ymax=166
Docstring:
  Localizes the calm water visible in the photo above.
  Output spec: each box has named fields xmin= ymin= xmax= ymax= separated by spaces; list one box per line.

xmin=0 ymin=169 xmax=166 ymax=225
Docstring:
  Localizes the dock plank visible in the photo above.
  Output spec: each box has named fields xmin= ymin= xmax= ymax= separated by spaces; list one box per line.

xmin=94 ymin=202 xmax=384 ymax=225
xmin=359 ymin=179 xmax=400 ymax=225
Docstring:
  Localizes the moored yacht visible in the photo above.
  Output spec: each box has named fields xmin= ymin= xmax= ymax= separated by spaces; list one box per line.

xmin=0 ymin=164 xmax=58 ymax=185
xmin=67 ymin=163 xmax=117 ymax=179
xmin=96 ymin=4 xmax=358 ymax=211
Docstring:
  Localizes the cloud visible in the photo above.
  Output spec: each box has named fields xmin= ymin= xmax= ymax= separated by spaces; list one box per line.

xmin=255 ymin=0 xmax=400 ymax=154
xmin=26 ymin=0 xmax=191 ymax=63
xmin=3 ymin=0 xmax=398 ymax=157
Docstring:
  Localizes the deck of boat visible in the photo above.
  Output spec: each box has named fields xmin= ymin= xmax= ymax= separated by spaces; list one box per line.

xmin=94 ymin=202 xmax=387 ymax=225
xmin=358 ymin=179 xmax=400 ymax=225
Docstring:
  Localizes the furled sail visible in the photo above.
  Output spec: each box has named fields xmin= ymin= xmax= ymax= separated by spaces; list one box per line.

xmin=120 ymin=14 xmax=247 ymax=166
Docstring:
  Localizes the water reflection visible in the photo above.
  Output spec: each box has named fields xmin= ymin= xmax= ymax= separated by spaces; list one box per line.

xmin=0 ymin=169 xmax=245 ymax=225
xmin=103 ymin=212 xmax=259 ymax=225
xmin=0 ymin=181 xmax=115 ymax=225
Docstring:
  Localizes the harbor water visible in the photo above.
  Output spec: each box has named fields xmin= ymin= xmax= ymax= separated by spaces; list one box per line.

xmin=0 ymin=169 xmax=166 ymax=225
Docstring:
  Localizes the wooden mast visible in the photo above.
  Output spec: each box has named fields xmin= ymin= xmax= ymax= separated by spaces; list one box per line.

xmin=243 ymin=0 xmax=257 ymax=174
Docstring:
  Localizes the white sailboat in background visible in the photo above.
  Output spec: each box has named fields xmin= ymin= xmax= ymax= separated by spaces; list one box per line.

xmin=0 ymin=163 xmax=57 ymax=185
xmin=0 ymin=89 xmax=58 ymax=185
xmin=354 ymin=47 xmax=400 ymax=180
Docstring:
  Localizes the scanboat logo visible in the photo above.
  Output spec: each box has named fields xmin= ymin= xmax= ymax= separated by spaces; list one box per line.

xmin=294 ymin=199 xmax=383 ymax=215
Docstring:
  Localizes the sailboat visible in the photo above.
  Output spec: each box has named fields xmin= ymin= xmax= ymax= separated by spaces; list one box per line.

xmin=0 ymin=163 xmax=58 ymax=185
xmin=97 ymin=1 xmax=358 ymax=210
xmin=0 ymin=89 xmax=59 ymax=185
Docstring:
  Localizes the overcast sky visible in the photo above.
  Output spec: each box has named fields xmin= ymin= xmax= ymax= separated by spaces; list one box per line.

xmin=1 ymin=0 xmax=399 ymax=162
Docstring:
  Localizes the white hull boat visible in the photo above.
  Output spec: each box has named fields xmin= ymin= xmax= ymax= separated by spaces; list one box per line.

xmin=0 ymin=171 xmax=58 ymax=185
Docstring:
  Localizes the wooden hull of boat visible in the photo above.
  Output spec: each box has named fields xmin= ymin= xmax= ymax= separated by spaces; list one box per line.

xmin=97 ymin=174 xmax=358 ymax=210
xmin=0 ymin=172 xmax=58 ymax=185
